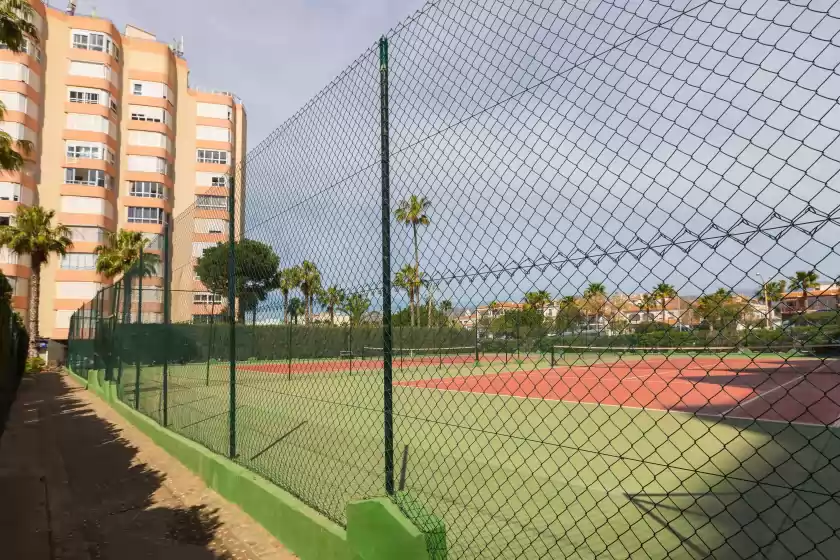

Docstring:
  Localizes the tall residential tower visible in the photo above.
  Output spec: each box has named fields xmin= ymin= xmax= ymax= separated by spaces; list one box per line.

xmin=0 ymin=1 xmax=246 ymax=347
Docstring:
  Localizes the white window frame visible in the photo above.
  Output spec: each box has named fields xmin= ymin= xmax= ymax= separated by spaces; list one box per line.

xmin=196 ymin=149 xmax=229 ymax=165
xmin=68 ymin=89 xmax=100 ymax=104
xmin=128 ymin=181 xmax=166 ymax=199
xmin=126 ymin=206 xmax=164 ymax=224
xmin=195 ymin=195 xmax=227 ymax=210
xmin=64 ymin=168 xmax=112 ymax=188
xmin=60 ymin=253 xmax=97 ymax=271
xmin=193 ymin=292 xmax=223 ymax=305
xmin=71 ymin=30 xmax=118 ymax=59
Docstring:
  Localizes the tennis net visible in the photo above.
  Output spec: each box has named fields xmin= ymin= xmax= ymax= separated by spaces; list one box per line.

xmin=361 ymin=346 xmax=477 ymax=360
xmin=550 ymin=345 xmax=743 ymax=366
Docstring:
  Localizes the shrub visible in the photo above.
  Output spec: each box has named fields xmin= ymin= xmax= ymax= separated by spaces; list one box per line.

xmin=25 ymin=356 xmax=45 ymax=374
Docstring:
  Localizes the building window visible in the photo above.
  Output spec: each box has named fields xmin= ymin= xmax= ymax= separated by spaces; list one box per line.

xmin=133 ymin=83 xmax=142 ymax=96
xmin=127 ymin=207 xmax=164 ymax=224
xmin=69 ymin=89 xmax=100 ymax=104
xmin=127 ymin=155 xmax=168 ymax=175
xmin=71 ymin=33 xmax=88 ymax=50
xmin=68 ymin=226 xmax=107 ymax=243
xmin=60 ymin=253 xmax=97 ymax=270
xmin=195 ymin=195 xmax=227 ymax=210
xmin=65 ymin=168 xmax=111 ymax=188
xmin=131 ymin=109 xmax=161 ymax=122
xmin=193 ymin=293 xmax=223 ymax=304
xmin=0 ymin=182 xmax=20 ymax=201
xmin=71 ymin=30 xmax=118 ymax=59
xmin=211 ymin=175 xmax=227 ymax=187
xmin=66 ymin=144 xmax=101 ymax=160
xmin=110 ymin=99 xmax=118 ymax=113
xmin=129 ymin=181 xmax=166 ymax=199
xmin=196 ymin=149 xmax=228 ymax=165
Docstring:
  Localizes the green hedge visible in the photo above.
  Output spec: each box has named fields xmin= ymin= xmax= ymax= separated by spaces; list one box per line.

xmin=1 ymin=301 xmax=28 ymax=439
xmin=111 ymin=323 xmax=476 ymax=365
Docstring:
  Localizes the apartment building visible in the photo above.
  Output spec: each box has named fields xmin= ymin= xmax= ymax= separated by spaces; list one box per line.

xmin=0 ymin=1 xmax=246 ymax=344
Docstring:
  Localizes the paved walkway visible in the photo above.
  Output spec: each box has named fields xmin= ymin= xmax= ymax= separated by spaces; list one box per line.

xmin=0 ymin=372 xmax=295 ymax=560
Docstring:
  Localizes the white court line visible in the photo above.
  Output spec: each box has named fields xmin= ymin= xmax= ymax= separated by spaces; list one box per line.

xmin=718 ymin=374 xmax=805 ymax=417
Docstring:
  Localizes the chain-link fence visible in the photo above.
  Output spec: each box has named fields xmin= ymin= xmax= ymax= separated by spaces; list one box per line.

xmin=68 ymin=0 xmax=840 ymax=557
xmin=0 ymin=296 xmax=27 ymax=439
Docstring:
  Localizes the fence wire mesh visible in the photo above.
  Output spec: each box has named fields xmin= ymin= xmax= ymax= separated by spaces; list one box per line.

xmin=67 ymin=0 xmax=840 ymax=558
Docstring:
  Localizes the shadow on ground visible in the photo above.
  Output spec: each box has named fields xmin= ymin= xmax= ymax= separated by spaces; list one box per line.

xmin=43 ymin=372 xmax=233 ymax=560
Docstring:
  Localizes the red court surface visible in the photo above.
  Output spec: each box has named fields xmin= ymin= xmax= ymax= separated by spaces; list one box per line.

xmin=397 ymin=356 xmax=840 ymax=427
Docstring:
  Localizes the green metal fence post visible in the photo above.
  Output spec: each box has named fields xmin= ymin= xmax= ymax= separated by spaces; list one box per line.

xmin=227 ymin=175 xmax=237 ymax=459
xmin=162 ymin=216 xmax=172 ymax=427
xmin=107 ymin=280 xmax=118 ymax=380
xmin=206 ymin=299 xmax=216 ymax=387
xmin=119 ymin=275 xmax=132 ymax=387
xmin=287 ymin=319 xmax=292 ymax=379
xmin=379 ymin=36 xmax=395 ymax=496
xmin=113 ymin=281 xmax=122 ymax=385
xmin=135 ymin=248 xmax=143 ymax=410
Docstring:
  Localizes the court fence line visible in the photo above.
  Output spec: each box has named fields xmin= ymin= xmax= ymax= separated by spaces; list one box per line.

xmin=68 ymin=1 xmax=840 ymax=558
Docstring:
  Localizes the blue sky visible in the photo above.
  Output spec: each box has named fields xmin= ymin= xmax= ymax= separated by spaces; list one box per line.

xmin=64 ymin=0 xmax=840 ymax=318
xmin=63 ymin=0 xmax=426 ymax=147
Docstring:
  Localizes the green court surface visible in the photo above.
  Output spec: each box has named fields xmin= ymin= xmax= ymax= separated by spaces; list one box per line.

xmin=118 ymin=357 xmax=840 ymax=559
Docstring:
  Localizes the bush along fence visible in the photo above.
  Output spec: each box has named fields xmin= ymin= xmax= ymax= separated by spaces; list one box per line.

xmin=69 ymin=1 xmax=840 ymax=559
xmin=0 ymin=297 xmax=28 ymax=439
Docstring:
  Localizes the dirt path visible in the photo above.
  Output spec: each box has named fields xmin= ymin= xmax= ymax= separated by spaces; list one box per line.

xmin=0 ymin=372 xmax=296 ymax=560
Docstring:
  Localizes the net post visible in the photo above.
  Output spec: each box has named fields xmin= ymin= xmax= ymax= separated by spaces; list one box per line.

xmin=162 ymin=216 xmax=171 ymax=427
xmin=379 ymin=35 xmax=395 ymax=496
xmin=134 ymin=247 xmax=143 ymax=411
xmin=287 ymin=319 xmax=292 ymax=379
xmin=474 ymin=310 xmax=480 ymax=366
xmin=227 ymin=174 xmax=237 ymax=459
xmin=551 ymin=345 xmax=555 ymax=368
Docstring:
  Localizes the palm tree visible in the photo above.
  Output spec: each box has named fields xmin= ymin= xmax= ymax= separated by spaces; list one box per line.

xmin=318 ymin=285 xmax=346 ymax=325
xmin=94 ymin=230 xmax=160 ymax=279
xmin=341 ymin=293 xmax=371 ymax=326
xmin=523 ymin=290 xmax=552 ymax=312
xmin=298 ymin=260 xmax=321 ymax=324
xmin=0 ymin=2 xmax=37 ymax=172
xmin=639 ymin=293 xmax=658 ymax=322
xmin=789 ymin=271 xmax=819 ymax=314
xmin=394 ymin=265 xmax=422 ymax=326
xmin=754 ymin=279 xmax=787 ymax=328
xmin=652 ymin=283 xmax=677 ymax=323
xmin=0 ymin=2 xmax=38 ymax=53
xmin=0 ymin=269 xmax=11 ymax=302
xmin=582 ymin=282 xmax=607 ymax=328
xmin=0 ymin=206 xmax=72 ymax=356
xmin=395 ymin=195 xmax=431 ymax=326
xmin=287 ymin=297 xmax=303 ymax=325
xmin=696 ymin=288 xmax=740 ymax=333
xmin=277 ymin=267 xmax=301 ymax=324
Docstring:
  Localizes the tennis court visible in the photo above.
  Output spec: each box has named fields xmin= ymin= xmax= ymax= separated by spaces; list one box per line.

xmin=399 ymin=348 xmax=840 ymax=427
xmin=119 ymin=345 xmax=840 ymax=559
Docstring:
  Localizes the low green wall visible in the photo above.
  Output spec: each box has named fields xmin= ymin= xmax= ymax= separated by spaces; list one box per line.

xmin=66 ymin=369 xmax=445 ymax=560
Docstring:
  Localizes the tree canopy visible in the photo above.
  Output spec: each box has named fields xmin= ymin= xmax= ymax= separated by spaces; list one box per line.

xmin=195 ymin=239 xmax=280 ymax=321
